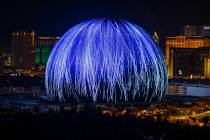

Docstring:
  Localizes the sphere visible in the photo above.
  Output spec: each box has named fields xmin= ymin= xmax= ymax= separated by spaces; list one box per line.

xmin=45 ymin=18 xmax=167 ymax=103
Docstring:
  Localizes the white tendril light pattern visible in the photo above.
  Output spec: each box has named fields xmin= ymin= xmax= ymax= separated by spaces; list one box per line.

xmin=45 ymin=18 xmax=167 ymax=103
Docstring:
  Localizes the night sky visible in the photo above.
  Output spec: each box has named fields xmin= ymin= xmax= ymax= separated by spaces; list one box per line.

xmin=0 ymin=0 xmax=209 ymax=51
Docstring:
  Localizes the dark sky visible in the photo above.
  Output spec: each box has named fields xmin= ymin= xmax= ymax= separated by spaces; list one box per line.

xmin=0 ymin=0 xmax=209 ymax=51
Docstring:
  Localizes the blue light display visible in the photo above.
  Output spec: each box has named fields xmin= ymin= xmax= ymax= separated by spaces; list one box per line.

xmin=45 ymin=18 xmax=167 ymax=102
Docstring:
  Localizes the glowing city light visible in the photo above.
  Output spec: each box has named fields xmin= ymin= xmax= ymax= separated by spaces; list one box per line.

xmin=45 ymin=18 xmax=167 ymax=102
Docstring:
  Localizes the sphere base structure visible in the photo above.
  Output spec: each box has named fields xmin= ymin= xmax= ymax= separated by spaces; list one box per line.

xmin=45 ymin=18 xmax=167 ymax=103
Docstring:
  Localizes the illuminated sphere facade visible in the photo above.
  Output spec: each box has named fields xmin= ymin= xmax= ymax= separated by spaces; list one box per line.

xmin=45 ymin=18 xmax=167 ymax=102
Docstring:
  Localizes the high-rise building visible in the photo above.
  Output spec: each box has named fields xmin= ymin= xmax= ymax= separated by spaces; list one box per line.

xmin=182 ymin=25 xmax=197 ymax=36
xmin=35 ymin=36 xmax=60 ymax=65
xmin=165 ymin=36 xmax=210 ymax=78
xmin=201 ymin=26 xmax=210 ymax=36
xmin=12 ymin=31 xmax=36 ymax=69
xmin=181 ymin=25 xmax=210 ymax=36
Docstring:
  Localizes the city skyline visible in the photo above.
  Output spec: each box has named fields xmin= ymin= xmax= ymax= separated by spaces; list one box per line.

xmin=0 ymin=0 xmax=210 ymax=51
xmin=0 ymin=1 xmax=210 ymax=139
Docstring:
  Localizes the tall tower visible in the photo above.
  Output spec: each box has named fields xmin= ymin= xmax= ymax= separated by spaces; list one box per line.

xmin=12 ymin=31 xmax=36 ymax=69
